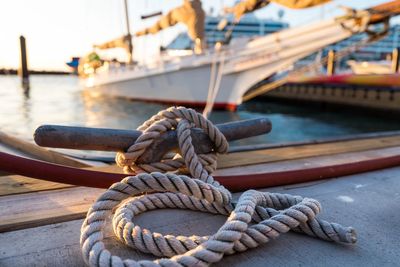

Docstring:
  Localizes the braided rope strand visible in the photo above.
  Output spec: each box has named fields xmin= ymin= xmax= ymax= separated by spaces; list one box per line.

xmin=116 ymin=107 xmax=227 ymax=174
xmin=81 ymin=107 xmax=357 ymax=267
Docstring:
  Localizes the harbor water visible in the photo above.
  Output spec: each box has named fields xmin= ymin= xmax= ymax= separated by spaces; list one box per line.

xmin=1 ymin=75 xmax=400 ymax=148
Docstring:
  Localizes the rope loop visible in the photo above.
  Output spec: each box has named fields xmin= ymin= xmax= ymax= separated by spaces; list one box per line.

xmin=81 ymin=107 xmax=357 ymax=267
xmin=115 ymin=106 xmax=228 ymax=175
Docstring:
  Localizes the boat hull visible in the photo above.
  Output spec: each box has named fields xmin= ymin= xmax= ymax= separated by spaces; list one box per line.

xmin=82 ymin=55 xmax=306 ymax=110
xmin=82 ymin=17 xmax=365 ymax=109
xmin=83 ymin=64 xmax=241 ymax=110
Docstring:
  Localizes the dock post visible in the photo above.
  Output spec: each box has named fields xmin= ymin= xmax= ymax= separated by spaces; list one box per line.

xmin=18 ymin=35 xmax=30 ymax=89
xmin=326 ymin=50 xmax=336 ymax=76
xmin=391 ymin=48 xmax=399 ymax=73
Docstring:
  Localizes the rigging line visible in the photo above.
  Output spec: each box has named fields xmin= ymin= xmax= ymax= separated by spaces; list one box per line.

xmin=204 ymin=49 xmax=227 ymax=117
xmin=208 ymin=51 xmax=226 ymax=116
xmin=202 ymin=7 xmax=235 ymax=118
xmin=204 ymin=51 xmax=219 ymax=114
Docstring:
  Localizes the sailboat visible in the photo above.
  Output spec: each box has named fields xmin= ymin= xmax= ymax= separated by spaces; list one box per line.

xmin=80 ymin=1 xmax=400 ymax=110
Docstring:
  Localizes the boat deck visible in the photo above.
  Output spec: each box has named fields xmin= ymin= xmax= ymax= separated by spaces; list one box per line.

xmin=1 ymin=135 xmax=400 ymax=266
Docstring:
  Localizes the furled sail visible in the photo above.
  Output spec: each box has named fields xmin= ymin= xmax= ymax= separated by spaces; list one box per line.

xmin=135 ymin=0 xmax=205 ymax=42
xmin=225 ymin=0 xmax=331 ymax=20
xmin=93 ymin=35 xmax=131 ymax=50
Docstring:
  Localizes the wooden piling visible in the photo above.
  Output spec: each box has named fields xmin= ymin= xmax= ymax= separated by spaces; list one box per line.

xmin=326 ymin=50 xmax=335 ymax=76
xmin=391 ymin=48 xmax=399 ymax=73
xmin=18 ymin=36 xmax=29 ymax=86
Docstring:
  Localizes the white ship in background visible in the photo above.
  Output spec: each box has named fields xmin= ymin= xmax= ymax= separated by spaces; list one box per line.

xmin=166 ymin=14 xmax=288 ymax=51
xmin=81 ymin=0 xmax=398 ymax=110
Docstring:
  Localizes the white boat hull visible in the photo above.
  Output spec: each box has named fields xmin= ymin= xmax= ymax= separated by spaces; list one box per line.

xmin=84 ymin=64 xmax=239 ymax=110
xmin=82 ymin=16 xmax=365 ymax=109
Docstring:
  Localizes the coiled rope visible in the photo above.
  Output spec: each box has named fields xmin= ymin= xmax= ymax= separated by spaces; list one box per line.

xmin=81 ymin=106 xmax=356 ymax=267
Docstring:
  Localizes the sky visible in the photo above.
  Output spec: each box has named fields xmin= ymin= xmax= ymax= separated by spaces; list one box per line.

xmin=0 ymin=0 xmax=396 ymax=71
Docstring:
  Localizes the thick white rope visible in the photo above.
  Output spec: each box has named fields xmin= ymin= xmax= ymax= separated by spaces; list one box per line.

xmin=115 ymin=106 xmax=226 ymax=174
xmin=81 ymin=106 xmax=356 ymax=267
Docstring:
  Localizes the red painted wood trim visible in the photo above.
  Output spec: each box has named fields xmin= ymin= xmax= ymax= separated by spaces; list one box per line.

xmin=1 ymin=151 xmax=399 ymax=192
xmin=97 ymin=94 xmax=238 ymax=111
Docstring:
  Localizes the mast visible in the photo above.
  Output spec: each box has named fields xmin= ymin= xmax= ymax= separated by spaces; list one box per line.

xmin=124 ymin=0 xmax=133 ymax=64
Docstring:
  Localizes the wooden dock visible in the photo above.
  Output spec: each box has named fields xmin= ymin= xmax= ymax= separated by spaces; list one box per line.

xmin=1 ymin=135 xmax=400 ymax=266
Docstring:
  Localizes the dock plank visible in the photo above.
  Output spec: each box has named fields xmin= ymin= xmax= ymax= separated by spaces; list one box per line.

xmin=1 ymin=135 xmax=400 ymax=197
xmin=0 ymin=187 xmax=102 ymax=232
xmin=0 ymin=131 xmax=91 ymax=168
xmin=0 ymin=164 xmax=120 ymax=197
xmin=0 ymin=175 xmax=73 ymax=196
xmin=218 ymin=134 xmax=400 ymax=168
xmin=1 ymin=146 xmax=399 ymax=233
xmin=1 ymin=164 xmax=399 ymax=266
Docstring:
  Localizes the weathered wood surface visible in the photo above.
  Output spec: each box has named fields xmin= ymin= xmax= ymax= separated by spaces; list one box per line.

xmin=0 ymin=131 xmax=91 ymax=168
xmin=1 ymin=146 xmax=399 ymax=234
xmin=218 ymin=134 xmax=400 ymax=168
xmin=34 ymin=118 xmax=272 ymax=164
xmin=0 ymin=175 xmax=73 ymax=196
xmin=215 ymin=146 xmax=400 ymax=175
xmin=0 ymin=165 xmax=120 ymax=197
xmin=2 ymin=134 xmax=400 ymax=197
xmin=1 ymin=165 xmax=400 ymax=266
xmin=0 ymin=187 xmax=102 ymax=232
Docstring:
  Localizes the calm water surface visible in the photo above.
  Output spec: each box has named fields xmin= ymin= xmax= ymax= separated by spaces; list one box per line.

xmin=1 ymin=75 xmax=400 ymax=148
